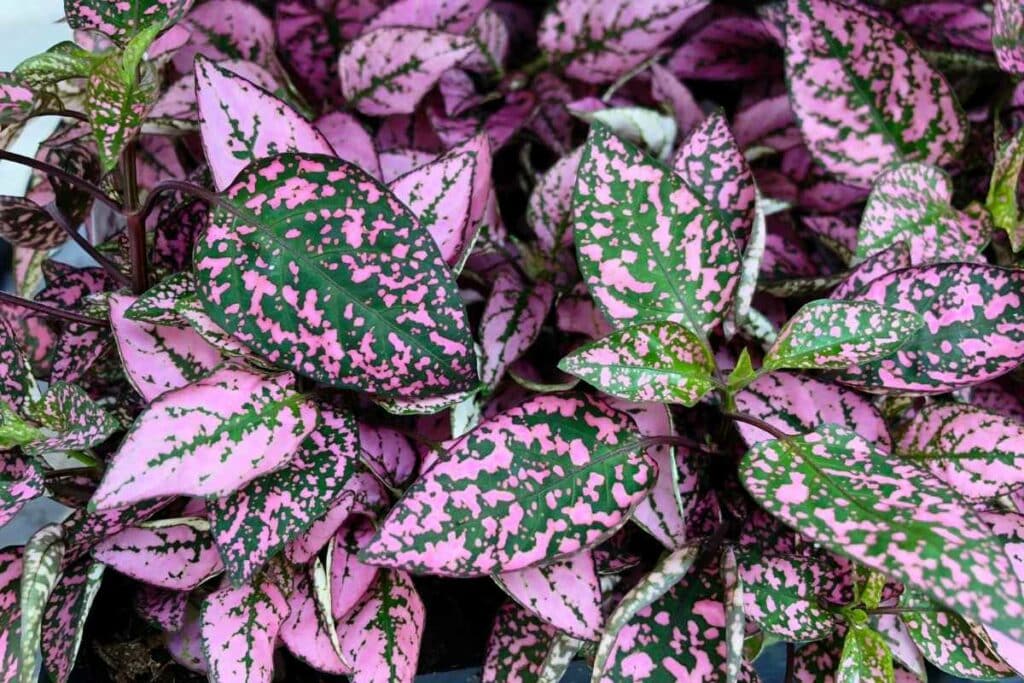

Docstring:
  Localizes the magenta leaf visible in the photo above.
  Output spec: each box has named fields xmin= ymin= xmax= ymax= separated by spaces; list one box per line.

xmin=667 ymin=15 xmax=781 ymax=81
xmin=897 ymin=403 xmax=1024 ymax=500
xmin=900 ymin=3 xmax=993 ymax=53
xmin=136 ymin=584 xmax=187 ymax=631
xmin=93 ymin=519 xmax=223 ymax=590
xmin=0 ymin=318 xmax=37 ymax=413
xmin=538 ymin=0 xmax=708 ymax=84
xmin=855 ymin=163 xmax=990 ymax=264
xmin=172 ymin=0 xmax=277 ymax=74
xmin=200 ymin=578 xmax=288 ymax=683
xmin=338 ymin=28 xmax=473 ymax=116
xmin=479 ymin=268 xmax=555 ymax=390
xmin=995 ymin=0 xmax=1024 ymax=74
xmin=494 ymin=550 xmax=603 ymax=640
xmin=279 ymin=560 xmax=349 ymax=675
xmin=362 ymin=394 xmax=651 ymax=576
xmin=208 ymin=406 xmax=383 ymax=585
xmin=275 ymin=0 xmax=343 ymax=104
xmin=195 ymin=56 xmax=334 ymax=191
xmin=482 ymin=601 xmax=569 ymax=682
xmin=331 ymin=518 xmax=379 ymax=621
xmin=0 ymin=455 xmax=44 ymax=529
xmin=91 ymin=364 xmax=318 ymax=509
xmin=109 ymin=293 xmax=223 ymax=403
xmin=526 ymin=146 xmax=581 ymax=255
xmin=40 ymin=560 xmax=104 ymax=683
xmin=315 ymin=111 xmax=381 ymax=179
xmin=365 ymin=0 xmax=486 ymax=32
xmin=0 ymin=73 xmax=36 ymax=126
xmin=337 ymin=570 xmax=425 ymax=683
xmin=574 ymin=125 xmax=740 ymax=336
xmin=839 ymin=264 xmax=1024 ymax=392
xmin=194 ymin=153 xmax=477 ymax=399
xmin=64 ymin=0 xmax=193 ymax=41
xmin=738 ymin=550 xmax=836 ymax=641
xmin=739 ymin=424 xmax=1024 ymax=641
xmin=0 ymin=197 xmax=68 ymax=251
xmin=785 ymin=0 xmax=967 ymax=187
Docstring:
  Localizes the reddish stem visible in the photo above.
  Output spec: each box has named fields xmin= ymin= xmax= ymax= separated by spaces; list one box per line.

xmin=0 ymin=149 xmax=119 ymax=211
xmin=0 ymin=290 xmax=105 ymax=327
xmin=722 ymin=412 xmax=793 ymax=441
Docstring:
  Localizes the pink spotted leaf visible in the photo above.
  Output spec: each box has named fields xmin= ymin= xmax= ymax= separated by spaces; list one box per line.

xmin=200 ymin=578 xmax=288 ymax=683
xmin=194 ymin=153 xmax=478 ymax=398
xmin=739 ymin=424 xmax=1024 ymax=641
xmin=785 ymin=0 xmax=967 ymax=187
xmin=40 ymin=560 xmax=104 ymax=683
xmin=481 ymin=601 xmax=577 ymax=683
xmin=64 ymin=0 xmax=193 ymax=42
xmin=24 ymin=381 xmax=120 ymax=456
xmin=0 ymin=455 xmax=44 ymax=529
xmin=124 ymin=272 xmax=195 ymax=327
xmin=20 ymin=524 xmax=65 ymax=683
xmin=526 ymin=146 xmax=581 ymax=254
xmin=479 ymin=268 xmax=555 ymax=390
xmin=91 ymin=363 xmax=318 ymax=509
xmin=0 ymin=549 xmax=22 ymax=678
xmin=275 ymin=0 xmax=344 ymax=105
xmin=365 ymin=0 xmax=486 ymax=33
xmin=331 ymin=517 xmax=379 ymax=621
xmin=338 ymin=28 xmax=473 ymax=116
xmin=995 ymin=0 xmax=1024 ymax=74
xmin=362 ymin=394 xmax=651 ymax=576
xmin=558 ymin=321 xmax=717 ymax=406
xmin=195 ymin=56 xmax=334 ymax=191
xmin=899 ymin=3 xmax=993 ymax=53
xmin=0 ymin=197 xmax=68 ymax=251
xmin=136 ymin=584 xmax=187 ymax=631
xmin=172 ymin=0 xmax=277 ymax=74
xmin=280 ymin=559 xmax=349 ymax=675
xmin=831 ymin=241 xmax=913 ymax=301
xmin=0 ymin=73 xmax=36 ymax=126
xmin=738 ymin=550 xmax=836 ymax=641
xmin=93 ymin=519 xmax=223 ymax=590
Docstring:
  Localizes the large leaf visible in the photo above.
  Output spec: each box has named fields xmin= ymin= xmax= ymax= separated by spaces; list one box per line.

xmin=855 ymin=163 xmax=989 ymax=264
xmin=739 ymin=424 xmax=1024 ymax=641
xmin=361 ymin=394 xmax=651 ymax=576
xmin=479 ymin=268 xmax=554 ymax=390
xmin=573 ymin=125 xmax=740 ymax=336
xmin=200 ymin=578 xmax=288 ymax=683
xmin=995 ymin=0 xmax=1024 ymax=74
xmin=195 ymin=57 xmax=334 ymax=191
xmin=93 ymin=520 xmax=223 ymax=590
xmin=839 ymin=264 xmax=1024 ymax=393
xmin=338 ymin=28 xmax=473 ymax=116
xmin=785 ymin=0 xmax=967 ymax=187
xmin=19 ymin=525 xmax=64 ymax=683
xmin=64 ymin=0 xmax=193 ymax=41
xmin=208 ymin=406 xmax=384 ymax=584
xmin=337 ymin=570 xmax=424 ymax=683
xmin=91 ymin=364 xmax=318 ymax=509
xmin=0 ymin=197 xmax=67 ymax=251
xmin=559 ymin=321 xmax=717 ymax=406
xmin=40 ymin=560 xmax=104 ymax=683
xmin=494 ymin=550 xmax=602 ymax=641
xmin=897 ymin=403 xmax=1024 ymax=500
xmin=194 ymin=153 xmax=478 ymax=399
xmin=538 ymin=0 xmax=707 ymax=84
xmin=763 ymin=299 xmax=923 ymax=371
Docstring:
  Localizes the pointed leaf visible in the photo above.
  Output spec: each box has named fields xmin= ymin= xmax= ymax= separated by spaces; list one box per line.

xmin=739 ymin=424 xmax=1024 ymax=641
xmin=785 ymin=0 xmax=967 ymax=186
xmin=280 ymin=561 xmax=349 ymax=675
xmin=839 ymin=264 xmax=1024 ymax=392
xmin=40 ymin=561 xmax=104 ymax=683
xmin=527 ymin=147 xmax=581 ymax=254
xmin=91 ymin=364 xmax=318 ymax=509
xmin=479 ymin=268 xmax=555 ymax=390
xmin=559 ymin=321 xmax=717 ymax=406
xmin=0 ymin=455 xmax=44 ymax=528
xmin=574 ymin=106 xmax=678 ymax=162
xmin=195 ymin=57 xmax=334 ymax=191
xmin=0 ymin=198 xmax=67 ymax=251
xmin=19 ymin=525 xmax=64 ymax=683
xmin=194 ymin=153 xmax=478 ymax=399
xmin=573 ymin=126 xmax=740 ymax=335
xmin=494 ymin=550 xmax=602 ymax=641
xmin=763 ymin=299 xmax=923 ymax=371
xmin=274 ymin=0 xmax=344 ymax=104
xmin=995 ymin=0 xmax=1024 ymax=74
xmin=26 ymin=382 xmax=119 ymax=455
xmin=0 ymin=74 xmax=36 ymax=126
xmin=838 ymin=624 xmax=895 ymax=683
xmin=831 ymin=241 xmax=912 ymax=301
xmin=338 ymin=28 xmax=473 ymax=116
xmin=362 ymin=394 xmax=651 ymax=576
xmin=84 ymin=43 xmax=158 ymax=173
xmin=200 ymin=578 xmax=288 ymax=683
xmin=315 ymin=111 xmax=381 ymax=179
xmin=337 ymin=570 xmax=424 ymax=683
xmin=64 ymin=0 xmax=193 ymax=41
xmin=93 ymin=520 xmax=223 ymax=590
xmin=331 ymin=518 xmax=379 ymax=621
xmin=173 ymin=0 xmax=277 ymax=74
xmin=481 ymin=601 xmax=561 ymax=683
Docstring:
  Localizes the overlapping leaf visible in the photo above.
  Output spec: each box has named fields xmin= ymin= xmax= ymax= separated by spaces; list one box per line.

xmin=479 ymin=268 xmax=554 ymax=390
xmin=93 ymin=520 xmax=223 ymax=590
xmin=173 ymin=0 xmax=277 ymax=74
xmin=40 ymin=561 xmax=104 ymax=683
xmin=279 ymin=560 xmax=349 ymax=675
xmin=64 ymin=0 xmax=193 ymax=41
xmin=0 ymin=455 xmax=44 ymax=528
xmin=194 ymin=153 xmax=478 ymax=399
xmin=26 ymin=382 xmax=120 ymax=455
xmin=0 ymin=73 xmax=35 ymax=126
xmin=738 ymin=550 xmax=836 ymax=641
xmin=995 ymin=0 xmax=1024 ymax=74
xmin=481 ymin=601 xmax=567 ymax=683
xmin=331 ymin=518 xmax=379 ymax=621
xmin=19 ymin=525 xmax=64 ymax=683
xmin=201 ymin=578 xmax=288 ymax=683
xmin=0 ymin=197 xmax=67 ymax=251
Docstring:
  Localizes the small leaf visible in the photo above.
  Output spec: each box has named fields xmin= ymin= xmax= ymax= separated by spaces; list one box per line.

xmin=337 ymin=570 xmax=425 ymax=683
xmin=280 ymin=560 xmax=349 ymax=675
xmin=173 ymin=0 xmax=277 ymax=74
xmin=739 ymin=424 xmax=1024 ymax=641
xmin=738 ymin=550 xmax=836 ymax=641
xmin=994 ymin=0 xmax=1024 ymax=74
xmin=481 ymin=601 xmax=567 ymax=683
xmin=195 ymin=56 xmax=334 ymax=191
xmin=315 ymin=111 xmax=381 ymax=179
xmin=136 ymin=584 xmax=187 ymax=631
xmin=200 ymin=578 xmax=288 ymax=683
xmin=19 ymin=524 xmax=64 ymax=683
xmin=41 ymin=560 xmax=104 ymax=683
xmin=573 ymin=106 xmax=677 ymax=161
xmin=837 ymin=624 xmax=895 ymax=683
xmin=831 ymin=241 xmax=913 ymax=301
xmin=194 ymin=153 xmax=478 ymax=399
xmin=14 ymin=41 xmax=96 ymax=88
xmin=125 ymin=272 xmax=197 ymax=328
xmin=573 ymin=125 xmax=740 ymax=335
xmin=26 ymin=382 xmax=120 ymax=455
xmin=726 ymin=348 xmax=756 ymax=394
xmin=64 ymin=0 xmax=193 ymax=41
xmin=0 ymin=73 xmax=36 ymax=126
xmin=338 ymin=28 xmax=473 ymax=116
xmin=84 ymin=45 xmax=158 ymax=173
xmin=93 ymin=520 xmax=223 ymax=590
xmin=763 ymin=300 xmax=923 ymax=371
xmin=91 ymin=364 xmax=319 ymax=509
xmin=785 ymin=0 xmax=967 ymax=186
xmin=0 ymin=197 xmax=67 ymax=250
xmin=362 ymin=394 xmax=651 ymax=576
xmin=986 ymin=126 xmax=1024 ymax=252
xmin=479 ymin=268 xmax=554 ymax=390
xmin=0 ymin=456 xmax=44 ymax=528
xmin=559 ymin=321 xmax=717 ymax=406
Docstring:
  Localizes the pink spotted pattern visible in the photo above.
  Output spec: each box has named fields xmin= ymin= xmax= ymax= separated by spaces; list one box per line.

xmin=479 ymin=268 xmax=555 ymax=389
xmin=201 ymin=579 xmax=288 ymax=683
xmin=93 ymin=521 xmax=223 ymax=591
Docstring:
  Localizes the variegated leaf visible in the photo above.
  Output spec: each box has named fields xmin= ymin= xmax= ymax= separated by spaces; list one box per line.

xmin=280 ymin=560 xmax=348 ymax=675
xmin=573 ymin=106 xmax=677 ymax=162
xmin=995 ymin=0 xmax=1024 ymax=74
xmin=0 ymin=455 xmax=44 ymax=528
xmin=897 ymin=403 xmax=1024 ymax=500
xmin=738 ymin=550 xmax=836 ymax=641
xmin=763 ymin=299 xmax=923 ymax=371
xmin=331 ymin=518 xmax=378 ymax=621
xmin=194 ymin=153 xmax=478 ymax=399
xmin=26 ymin=382 xmax=119 ymax=455
xmin=527 ymin=147 xmax=581 ymax=254
xmin=785 ymin=0 xmax=967 ymax=187
xmin=362 ymin=394 xmax=651 ymax=576
xmin=987 ymin=126 xmax=1024 ymax=253
xmin=91 ymin=364 xmax=318 ymax=509
xmin=479 ymin=268 xmax=554 ymax=390
xmin=831 ymin=241 xmax=912 ymax=301
xmin=838 ymin=622 xmax=895 ymax=682
xmin=366 ymin=0 xmax=486 ymax=32
xmin=109 ymin=293 xmax=223 ymax=403
xmin=0 ymin=73 xmax=35 ymax=126
xmin=173 ymin=0 xmax=277 ymax=74
xmin=64 ymin=0 xmax=193 ymax=41
xmin=19 ymin=525 xmax=64 ymax=683
xmin=494 ymin=550 xmax=602 ymax=641
xmin=40 ymin=560 xmax=104 ymax=683
xmin=357 ymin=423 xmax=417 ymax=489
xmin=0 ymin=197 xmax=66 ymax=251
xmin=337 ymin=570 xmax=424 ymax=683
xmin=538 ymin=0 xmax=707 ymax=84
xmin=338 ymin=28 xmax=473 ymax=116
xmin=195 ymin=56 xmax=334 ymax=191
xmin=839 ymin=264 xmax=1024 ymax=393
xmin=200 ymin=578 xmax=288 ymax=683
xmin=0 ymin=317 xmax=36 ymax=413
xmin=135 ymin=584 xmax=187 ymax=631
xmin=208 ymin=406 xmax=383 ymax=584
xmin=739 ymin=424 xmax=1024 ymax=641
xmin=558 ymin=321 xmax=717 ymax=406
xmin=0 ymin=549 xmax=22 ymax=679
xmin=93 ymin=520 xmax=222 ymax=590
xmin=573 ymin=125 xmax=740 ymax=336
xmin=855 ymin=163 xmax=990 ymax=264
xmin=481 ymin=601 xmax=561 ymax=683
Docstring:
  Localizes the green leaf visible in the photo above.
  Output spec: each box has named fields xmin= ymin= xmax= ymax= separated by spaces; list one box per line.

xmin=739 ymin=424 xmax=1024 ymax=641
xmin=837 ymin=624 xmax=894 ymax=683
xmin=0 ymin=403 xmax=44 ymax=449
xmin=64 ymin=0 xmax=191 ymax=42
xmin=558 ymin=321 xmax=717 ymax=406
xmin=986 ymin=126 xmax=1024 ymax=252
xmin=726 ymin=347 xmax=756 ymax=394
xmin=24 ymin=382 xmax=120 ymax=455
xmin=14 ymin=42 xmax=98 ymax=89
xmin=763 ymin=300 xmax=923 ymax=371
xmin=83 ymin=43 xmax=157 ymax=173
xmin=18 ymin=524 xmax=64 ymax=683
